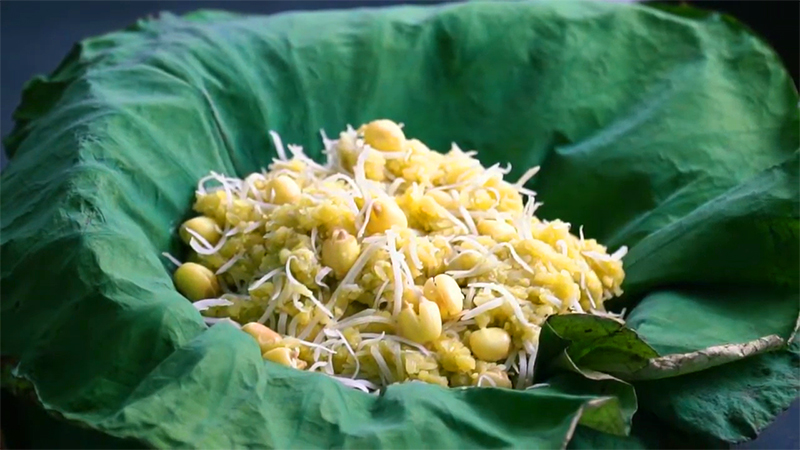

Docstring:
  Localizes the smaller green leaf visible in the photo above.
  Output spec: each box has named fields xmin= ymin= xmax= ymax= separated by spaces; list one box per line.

xmin=535 ymin=320 xmax=639 ymax=437
xmin=544 ymin=314 xmax=660 ymax=374
xmin=545 ymin=372 xmax=638 ymax=437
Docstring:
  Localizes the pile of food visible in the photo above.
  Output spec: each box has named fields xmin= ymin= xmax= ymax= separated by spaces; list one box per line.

xmin=165 ymin=120 xmax=627 ymax=392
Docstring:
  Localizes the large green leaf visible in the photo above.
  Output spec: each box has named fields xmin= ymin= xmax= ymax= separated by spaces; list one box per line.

xmin=1 ymin=1 xmax=797 ymax=448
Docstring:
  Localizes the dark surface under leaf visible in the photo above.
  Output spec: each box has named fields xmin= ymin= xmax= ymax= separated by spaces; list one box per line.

xmin=1 ymin=1 xmax=797 ymax=448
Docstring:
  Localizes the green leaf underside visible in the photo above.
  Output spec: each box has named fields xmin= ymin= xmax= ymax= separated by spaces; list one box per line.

xmin=1 ymin=1 xmax=797 ymax=448
xmin=627 ymin=286 xmax=799 ymax=356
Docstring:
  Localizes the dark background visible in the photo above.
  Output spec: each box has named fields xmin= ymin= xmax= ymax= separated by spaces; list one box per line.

xmin=1 ymin=1 xmax=797 ymax=449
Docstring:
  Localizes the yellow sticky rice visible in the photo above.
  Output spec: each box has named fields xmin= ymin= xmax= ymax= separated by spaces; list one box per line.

xmin=175 ymin=120 xmax=627 ymax=392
